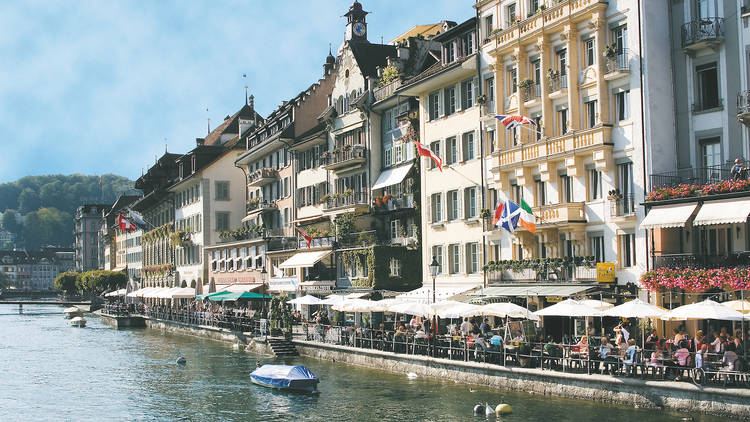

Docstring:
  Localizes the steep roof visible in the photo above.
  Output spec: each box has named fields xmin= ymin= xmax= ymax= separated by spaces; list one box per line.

xmin=390 ymin=23 xmax=445 ymax=44
xmin=203 ymin=104 xmax=264 ymax=146
xmin=349 ymin=42 xmax=397 ymax=78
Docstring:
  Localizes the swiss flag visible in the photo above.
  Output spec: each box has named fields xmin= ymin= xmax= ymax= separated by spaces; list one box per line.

xmin=296 ymin=228 xmax=312 ymax=249
xmin=413 ymin=141 xmax=442 ymax=171
xmin=118 ymin=214 xmax=135 ymax=232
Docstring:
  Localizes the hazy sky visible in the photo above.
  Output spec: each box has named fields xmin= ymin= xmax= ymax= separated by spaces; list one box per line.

xmin=0 ymin=0 xmax=473 ymax=183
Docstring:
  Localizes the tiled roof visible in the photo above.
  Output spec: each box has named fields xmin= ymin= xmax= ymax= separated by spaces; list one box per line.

xmin=349 ymin=42 xmax=397 ymax=78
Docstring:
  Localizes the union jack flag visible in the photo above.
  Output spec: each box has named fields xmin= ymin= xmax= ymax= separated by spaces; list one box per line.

xmin=495 ymin=114 xmax=536 ymax=130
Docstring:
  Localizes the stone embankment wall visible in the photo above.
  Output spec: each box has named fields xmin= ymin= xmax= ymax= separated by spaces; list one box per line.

xmin=294 ymin=340 xmax=750 ymax=420
xmin=142 ymin=317 xmax=274 ymax=355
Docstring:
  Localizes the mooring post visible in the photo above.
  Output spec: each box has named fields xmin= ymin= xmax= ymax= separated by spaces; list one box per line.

xmin=18 ymin=303 xmax=23 ymax=313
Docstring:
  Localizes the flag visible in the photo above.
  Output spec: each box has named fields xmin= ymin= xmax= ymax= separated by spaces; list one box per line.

xmin=495 ymin=114 xmax=536 ymax=130
xmin=497 ymin=199 xmax=521 ymax=234
xmin=413 ymin=141 xmax=442 ymax=171
xmin=127 ymin=208 xmax=149 ymax=230
xmin=117 ymin=214 xmax=136 ymax=232
xmin=296 ymin=228 xmax=312 ymax=249
xmin=519 ymin=198 xmax=536 ymax=233
xmin=492 ymin=202 xmax=504 ymax=226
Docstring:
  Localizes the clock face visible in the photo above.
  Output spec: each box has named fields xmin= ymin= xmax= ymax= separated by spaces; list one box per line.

xmin=353 ymin=22 xmax=366 ymax=37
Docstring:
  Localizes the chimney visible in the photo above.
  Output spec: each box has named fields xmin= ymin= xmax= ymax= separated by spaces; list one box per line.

xmin=196 ymin=138 xmax=205 ymax=146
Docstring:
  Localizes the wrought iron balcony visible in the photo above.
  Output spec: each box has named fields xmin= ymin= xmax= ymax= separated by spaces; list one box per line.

xmin=323 ymin=191 xmax=369 ymax=211
xmin=649 ymin=165 xmax=731 ymax=189
xmin=604 ymin=49 xmax=629 ymax=79
xmin=522 ymin=84 xmax=541 ymax=102
xmin=372 ymin=193 xmax=416 ymax=212
xmin=245 ymin=199 xmax=277 ymax=215
xmin=681 ymin=17 xmax=724 ymax=51
xmin=485 ymin=265 xmax=596 ymax=284
xmin=548 ymin=77 xmax=568 ymax=95
xmin=737 ymin=90 xmax=750 ymax=125
xmin=322 ymin=147 xmax=367 ymax=172
xmin=247 ymin=167 xmax=279 ymax=187
xmin=609 ymin=193 xmax=635 ymax=218
xmin=653 ymin=252 xmax=750 ymax=269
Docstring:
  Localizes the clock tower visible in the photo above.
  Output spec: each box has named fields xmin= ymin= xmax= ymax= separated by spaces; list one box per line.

xmin=344 ymin=1 xmax=369 ymax=43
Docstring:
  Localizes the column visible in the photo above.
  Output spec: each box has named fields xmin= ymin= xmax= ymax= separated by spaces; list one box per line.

xmin=564 ymin=25 xmax=580 ymax=132
xmin=515 ymin=47 xmax=529 ymax=144
xmin=593 ymin=12 xmax=610 ymax=125
xmin=538 ymin=35 xmax=553 ymax=139
xmin=494 ymin=60 xmax=507 ymax=151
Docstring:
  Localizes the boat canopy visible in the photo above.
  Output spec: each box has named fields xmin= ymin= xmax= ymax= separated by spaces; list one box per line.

xmin=251 ymin=365 xmax=318 ymax=389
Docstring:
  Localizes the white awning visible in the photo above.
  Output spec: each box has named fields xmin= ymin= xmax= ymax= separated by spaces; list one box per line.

xmin=217 ymin=283 xmax=262 ymax=293
xmin=693 ymin=198 xmax=750 ymax=226
xmin=279 ymin=250 xmax=332 ymax=269
xmin=396 ymin=285 xmax=478 ymax=304
xmin=471 ymin=285 xmax=593 ymax=297
xmin=640 ymin=203 xmax=698 ymax=229
xmin=371 ymin=163 xmax=412 ymax=190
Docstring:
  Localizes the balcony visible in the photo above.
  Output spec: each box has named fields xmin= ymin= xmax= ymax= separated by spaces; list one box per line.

xmin=245 ymin=199 xmax=277 ymax=216
xmin=322 ymin=147 xmax=367 ymax=172
xmin=609 ymin=193 xmax=635 ymax=219
xmin=535 ymin=202 xmax=586 ymax=227
xmin=247 ymin=167 xmax=279 ymax=187
xmin=738 ymin=90 xmax=750 ymax=125
xmin=485 ymin=265 xmax=596 ymax=284
xmin=522 ymin=84 xmax=541 ymax=103
xmin=653 ymin=252 xmax=750 ymax=270
xmin=267 ymin=236 xmax=335 ymax=252
xmin=372 ymin=193 xmax=416 ymax=213
xmin=373 ymin=79 xmax=402 ymax=102
xmin=547 ymin=77 xmax=568 ymax=99
xmin=323 ymin=191 xmax=369 ymax=212
xmin=603 ymin=49 xmax=629 ymax=81
xmin=497 ymin=126 xmax=611 ymax=169
xmin=649 ymin=165 xmax=731 ymax=189
xmin=681 ymin=17 xmax=724 ymax=53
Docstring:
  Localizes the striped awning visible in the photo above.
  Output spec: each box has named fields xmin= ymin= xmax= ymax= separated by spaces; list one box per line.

xmin=640 ymin=203 xmax=698 ymax=229
xmin=693 ymin=198 xmax=750 ymax=226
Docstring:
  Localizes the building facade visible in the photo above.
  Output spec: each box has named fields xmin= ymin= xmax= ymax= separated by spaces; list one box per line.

xmin=74 ymin=204 xmax=108 ymax=272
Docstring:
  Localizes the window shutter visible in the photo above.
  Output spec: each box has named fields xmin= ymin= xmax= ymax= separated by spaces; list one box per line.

xmin=458 ymin=189 xmax=465 ymax=220
xmin=426 ymin=195 xmax=432 ymax=223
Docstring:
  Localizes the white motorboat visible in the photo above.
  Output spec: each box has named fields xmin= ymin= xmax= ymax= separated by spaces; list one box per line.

xmin=63 ymin=306 xmax=83 ymax=319
xmin=70 ymin=316 xmax=87 ymax=327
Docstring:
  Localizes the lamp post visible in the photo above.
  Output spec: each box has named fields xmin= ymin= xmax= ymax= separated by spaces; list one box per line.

xmin=429 ymin=256 xmax=440 ymax=357
xmin=260 ymin=266 xmax=268 ymax=318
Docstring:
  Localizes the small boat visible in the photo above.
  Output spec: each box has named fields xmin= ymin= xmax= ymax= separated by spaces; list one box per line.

xmin=250 ymin=364 xmax=319 ymax=393
xmin=63 ymin=306 xmax=83 ymax=319
xmin=70 ymin=316 xmax=87 ymax=327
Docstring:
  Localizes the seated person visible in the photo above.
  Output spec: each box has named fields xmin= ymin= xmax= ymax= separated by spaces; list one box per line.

xmin=650 ymin=343 xmax=663 ymax=366
xmin=490 ymin=334 xmax=503 ymax=347
xmin=460 ymin=318 xmax=473 ymax=337
xmin=671 ymin=340 xmax=691 ymax=381
xmin=710 ymin=332 xmax=723 ymax=354
xmin=544 ymin=336 xmax=563 ymax=358
xmin=479 ymin=318 xmax=491 ymax=335
xmin=645 ymin=330 xmax=659 ymax=350
xmin=722 ymin=342 xmax=739 ymax=371
xmin=622 ymin=338 xmax=638 ymax=374
xmin=510 ymin=331 xmax=525 ymax=344
xmin=598 ymin=337 xmax=618 ymax=374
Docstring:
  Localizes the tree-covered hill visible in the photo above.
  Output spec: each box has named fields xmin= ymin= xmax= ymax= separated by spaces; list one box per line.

xmin=0 ymin=174 xmax=134 ymax=249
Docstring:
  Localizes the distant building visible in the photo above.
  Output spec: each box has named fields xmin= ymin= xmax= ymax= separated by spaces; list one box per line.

xmin=0 ymin=247 xmax=75 ymax=290
xmin=74 ymin=204 xmax=109 ymax=272
xmin=0 ymin=229 xmax=16 ymax=250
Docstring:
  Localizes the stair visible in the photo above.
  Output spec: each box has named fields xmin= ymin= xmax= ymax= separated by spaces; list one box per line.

xmin=267 ymin=337 xmax=299 ymax=357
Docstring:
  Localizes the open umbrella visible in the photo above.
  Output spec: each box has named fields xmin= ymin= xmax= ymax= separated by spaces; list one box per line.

xmin=319 ymin=294 xmax=347 ymax=306
xmin=578 ymin=299 xmax=614 ymax=311
xmin=332 ymin=299 xmax=375 ymax=312
xmin=287 ymin=295 xmax=323 ymax=305
xmin=435 ymin=302 xmax=482 ymax=319
xmin=534 ymin=299 xmax=602 ymax=317
xmin=721 ymin=299 xmax=750 ymax=314
xmin=387 ymin=301 xmax=432 ymax=317
xmin=365 ymin=298 xmax=404 ymax=312
xmin=666 ymin=299 xmax=745 ymax=321
xmin=477 ymin=302 xmax=539 ymax=321
xmin=602 ymin=298 xmax=667 ymax=319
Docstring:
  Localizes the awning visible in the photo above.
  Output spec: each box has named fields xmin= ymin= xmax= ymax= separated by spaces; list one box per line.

xmin=217 ymin=283 xmax=262 ymax=293
xmin=269 ymin=277 xmax=298 ymax=292
xmin=471 ymin=285 xmax=593 ymax=297
xmin=279 ymin=250 xmax=332 ymax=269
xmin=209 ymin=291 xmax=272 ymax=302
xmin=396 ymin=285 xmax=478 ymax=304
xmin=371 ymin=163 xmax=412 ymax=190
xmin=693 ymin=198 xmax=750 ymax=226
xmin=640 ymin=203 xmax=698 ymax=229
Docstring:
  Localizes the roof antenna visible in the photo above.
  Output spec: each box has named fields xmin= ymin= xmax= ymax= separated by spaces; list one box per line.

xmin=165 ymin=138 xmax=168 ymax=153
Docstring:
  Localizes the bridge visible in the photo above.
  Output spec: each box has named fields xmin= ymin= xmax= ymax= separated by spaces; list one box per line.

xmin=0 ymin=301 xmax=90 ymax=306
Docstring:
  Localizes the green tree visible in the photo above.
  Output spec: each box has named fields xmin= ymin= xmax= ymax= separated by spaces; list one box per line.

xmin=0 ymin=184 xmax=20 ymax=213
xmin=0 ymin=271 xmax=10 ymax=289
xmin=18 ymin=188 xmax=40 ymax=214
xmin=22 ymin=211 xmax=43 ymax=249
xmin=54 ymin=272 xmax=79 ymax=295
xmin=2 ymin=209 xmax=21 ymax=233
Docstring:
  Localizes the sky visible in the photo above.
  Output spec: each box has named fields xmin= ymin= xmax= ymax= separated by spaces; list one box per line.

xmin=0 ymin=0 xmax=474 ymax=184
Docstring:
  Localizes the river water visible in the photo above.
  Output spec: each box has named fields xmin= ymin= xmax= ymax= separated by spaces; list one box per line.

xmin=0 ymin=304 xmax=726 ymax=422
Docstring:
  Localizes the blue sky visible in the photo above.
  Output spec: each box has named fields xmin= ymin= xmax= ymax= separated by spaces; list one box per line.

xmin=0 ymin=0 xmax=473 ymax=183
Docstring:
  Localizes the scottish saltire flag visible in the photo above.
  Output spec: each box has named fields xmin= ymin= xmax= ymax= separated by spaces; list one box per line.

xmin=127 ymin=208 xmax=149 ymax=230
xmin=497 ymin=200 xmax=521 ymax=234
xmin=495 ymin=114 xmax=536 ymax=130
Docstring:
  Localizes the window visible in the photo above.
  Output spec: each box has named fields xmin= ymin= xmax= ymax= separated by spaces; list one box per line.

xmin=215 ymin=212 xmax=230 ymax=231
xmin=529 ymin=0 xmax=539 ymax=13
xmin=215 ymin=181 xmax=230 ymax=201
xmin=615 ymin=90 xmax=630 ymax=121
xmin=558 ymin=108 xmax=568 ymax=135
xmin=557 ymin=49 xmax=567 ymax=77
xmin=448 ymin=190 xmax=459 ymax=220
xmin=613 ymin=24 xmax=627 ymax=53
xmin=618 ymin=162 xmax=634 ymax=198
xmin=532 ymin=115 xmax=542 ymax=141
xmin=484 ymin=15 xmax=494 ymax=39
xmin=584 ymin=38 xmax=595 ymax=67
xmin=390 ymin=219 xmax=401 ymax=239
xmin=590 ymin=235 xmax=605 ymax=263
xmin=589 ymin=169 xmax=602 ymax=200
xmin=696 ymin=62 xmax=720 ymax=110
xmin=462 ymin=132 xmax=475 ymax=161
xmin=509 ymin=68 xmax=518 ymax=94
xmin=511 ymin=183 xmax=521 ymax=204
xmin=443 ymin=41 xmax=456 ymax=64
xmin=463 ymin=31 xmax=476 ymax=55
xmin=429 ymin=91 xmax=440 ymax=120
xmin=535 ymin=179 xmax=546 ymax=206
xmin=429 ymin=141 xmax=441 ymax=169
xmin=464 ymin=187 xmax=477 ymax=219
xmin=431 ymin=246 xmax=443 ymax=274
xmin=461 ymin=78 xmax=475 ymax=109
xmin=584 ymin=99 xmax=597 ymax=128
xmin=506 ymin=3 xmax=517 ymax=25
xmin=486 ymin=129 xmax=495 ymax=154
xmin=446 ymin=137 xmax=458 ymax=165
xmin=701 ymin=138 xmax=722 ymax=180
xmin=485 ymin=77 xmax=495 ymax=112
xmin=560 ymin=174 xmax=573 ymax=203
xmin=467 ymin=243 xmax=479 ymax=274
xmin=389 ymin=258 xmax=402 ymax=277
xmin=697 ymin=0 xmax=716 ymax=19
xmin=449 ymin=244 xmax=461 ymax=274
xmin=431 ymin=193 xmax=443 ymax=222
xmin=444 ymin=85 xmax=457 ymax=115
xmin=531 ymin=59 xmax=541 ymax=86
xmin=619 ymin=233 xmax=636 ymax=267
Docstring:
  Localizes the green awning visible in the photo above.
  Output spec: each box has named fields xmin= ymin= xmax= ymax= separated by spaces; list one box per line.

xmin=196 ymin=291 xmax=233 ymax=301
xmin=210 ymin=291 xmax=272 ymax=302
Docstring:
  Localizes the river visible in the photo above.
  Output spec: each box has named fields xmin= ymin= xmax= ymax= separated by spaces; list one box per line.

xmin=0 ymin=304 xmax=726 ymax=421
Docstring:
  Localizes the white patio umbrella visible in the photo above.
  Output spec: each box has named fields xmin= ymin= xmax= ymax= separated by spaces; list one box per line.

xmin=534 ymin=299 xmax=602 ymax=317
xmin=332 ymin=299 xmax=375 ymax=312
xmin=579 ymin=299 xmax=615 ymax=311
xmin=436 ymin=302 xmax=482 ymax=319
xmin=666 ymin=298 xmax=746 ymax=321
xmin=721 ymin=299 xmax=750 ymax=314
xmin=171 ymin=287 xmax=196 ymax=299
xmin=319 ymin=294 xmax=347 ymax=306
xmin=477 ymin=302 xmax=539 ymax=321
xmin=365 ymin=298 xmax=404 ymax=312
xmin=287 ymin=295 xmax=323 ymax=305
xmin=601 ymin=298 xmax=667 ymax=319
xmin=387 ymin=301 xmax=432 ymax=317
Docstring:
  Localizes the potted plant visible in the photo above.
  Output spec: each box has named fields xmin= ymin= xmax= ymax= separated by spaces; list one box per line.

xmin=607 ymin=189 xmax=622 ymax=200
xmin=603 ymin=42 xmax=618 ymax=59
xmin=476 ymin=94 xmax=487 ymax=105
xmin=343 ymin=189 xmax=354 ymax=197
xmin=321 ymin=194 xmax=331 ymax=203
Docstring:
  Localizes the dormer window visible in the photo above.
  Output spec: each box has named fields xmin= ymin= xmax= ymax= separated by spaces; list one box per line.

xmin=443 ymin=41 xmax=456 ymax=64
xmin=191 ymin=155 xmax=196 ymax=174
xmin=462 ymin=32 xmax=475 ymax=56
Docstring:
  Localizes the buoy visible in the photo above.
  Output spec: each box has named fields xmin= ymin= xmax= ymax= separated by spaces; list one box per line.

xmin=495 ymin=403 xmax=512 ymax=415
xmin=176 ymin=357 xmax=187 ymax=365
xmin=473 ymin=404 xmax=485 ymax=414
xmin=406 ymin=372 xmax=418 ymax=379
xmin=232 ymin=343 xmax=240 ymax=351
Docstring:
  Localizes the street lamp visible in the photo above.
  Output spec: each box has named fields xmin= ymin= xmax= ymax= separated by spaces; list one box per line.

xmin=260 ymin=266 xmax=268 ymax=318
xmin=429 ymin=256 xmax=440 ymax=356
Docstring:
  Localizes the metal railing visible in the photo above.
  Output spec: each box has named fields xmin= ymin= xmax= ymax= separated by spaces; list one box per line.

xmin=323 ymin=191 xmax=369 ymax=210
xmin=373 ymin=79 xmax=402 ymax=102
xmin=681 ymin=17 xmax=725 ymax=48
xmin=246 ymin=199 xmax=277 ymax=214
xmin=485 ymin=265 xmax=596 ymax=284
xmin=609 ymin=193 xmax=635 ymax=217
xmin=323 ymin=148 xmax=367 ymax=167
xmin=649 ymin=165 xmax=732 ymax=188
xmin=605 ymin=48 xmax=629 ymax=73
xmin=373 ymin=194 xmax=415 ymax=212
xmin=337 ymin=230 xmax=378 ymax=248
xmin=653 ymin=252 xmax=750 ymax=269
xmin=523 ymin=84 xmax=542 ymax=102
xmin=548 ymin=76 xmax=568 ymax=93
xmin=247 ymin=168 xmax=279 ymax=185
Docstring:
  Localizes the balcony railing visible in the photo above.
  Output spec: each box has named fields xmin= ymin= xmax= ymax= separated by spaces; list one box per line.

xmin=485 ymin=265 xmax=596 ymax=284
xmin=604 ymin=49 xmax=629 ymax=74
xmin=373 ymin=79 xmax=402 ymax=102
xmin=322 ymin=147 xmax=367 ymax=171
xmin=649 ymin=165 xmax=731 ymax=189
xmin=372 ymin=194 xmax=416 ymax=212
xmin=498 ymin=126 xmax=611 ymax=168
xmin=681 ymin=17 xmax=725 ymax=49
xmin=522 ymin=84 xmax=541 ymax=102
xmin=653 ymin=252 xmax=750 ymax=269
xmin=548 ymin=76 xmax=568 ymax=93
xmin=535 ymin=202 xmax=586 ymax=226
xmin=609 ymin=193 xmax=635 ymax=218
xmin=267 ymin=236 xmax=335 ymax=252
xmin=247 ymin=167 xmax=279 ymax=187
xmin=246 ymin=199 xmax=277 ymax=214
xmin=323 ymin=191 xmax=369 ymax=211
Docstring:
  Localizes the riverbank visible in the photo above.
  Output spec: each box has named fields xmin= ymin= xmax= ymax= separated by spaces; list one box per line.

xmin=134 ymin=317 xmax=750 ymax=419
